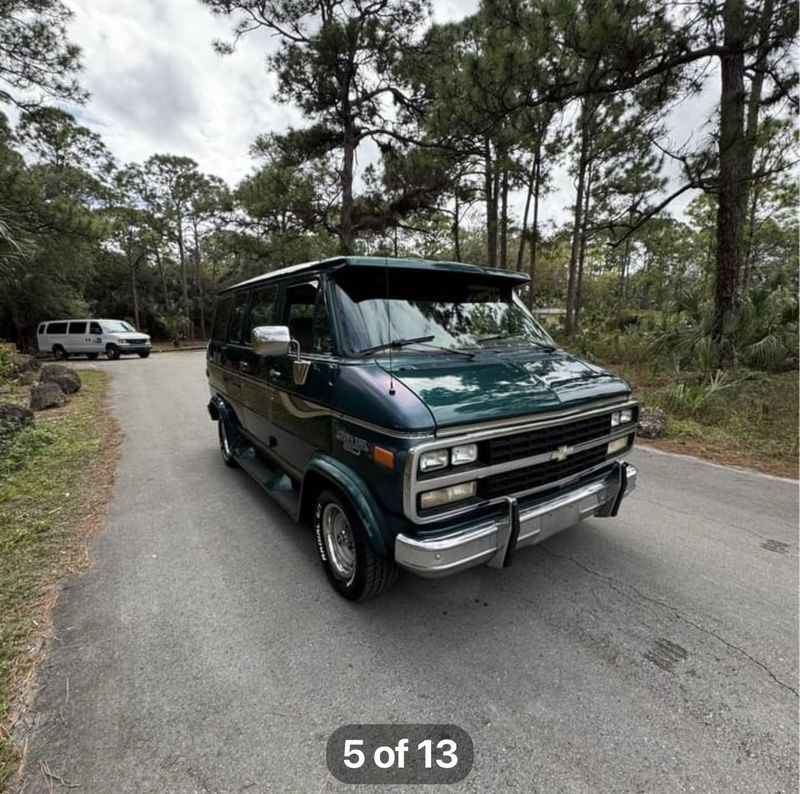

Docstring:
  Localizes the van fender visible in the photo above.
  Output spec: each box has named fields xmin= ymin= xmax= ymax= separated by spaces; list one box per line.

xmin=208 ymin=395 xmax=243 ymax=444
xmin=302 ymin=454 xmax=390 ymax=557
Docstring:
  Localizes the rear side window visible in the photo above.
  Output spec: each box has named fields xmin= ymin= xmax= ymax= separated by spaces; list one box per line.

xmin=244 ymin=285 xmax=278 ymax=344
xmin=38 ymin=324 xmax=45 ymax=335
xmin=228 ymin=292 xmax=250 ymax=344
xmin=48 ymin=322 xmax=67 ymax=334
xmin=68 ymin=321 xmax=86 ymax=334
xmin=211 ymin=297 xmax=232 ymax=341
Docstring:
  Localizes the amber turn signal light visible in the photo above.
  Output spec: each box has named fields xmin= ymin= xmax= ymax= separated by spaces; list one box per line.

xmin=373 ymin=446 xmax=395 ymax=470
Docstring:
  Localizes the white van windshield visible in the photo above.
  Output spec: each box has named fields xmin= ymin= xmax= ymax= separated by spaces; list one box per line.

xmin=102 ymin=321 xmax=135 ymax=333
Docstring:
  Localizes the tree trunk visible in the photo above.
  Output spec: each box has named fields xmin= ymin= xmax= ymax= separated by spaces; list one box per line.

xmin=740 ymin=0 xmax=773 ymax=294
xmin=713 ymin=0 xmax=746 ymax=369
xmin=566 ymin=101 xmax=591 ymax=335
xmin=517 ymin=157 xmax=536 ymax=272
xmin=340 ymin=125 xmax=356 ymax=255
xmin=528 ymin=149 xmax=542 ymax=309
xmin=499 ymin=166 xmax=509 ymax=269
xmin=742 ymin=184 xmax=760 ymax=290
xmin=484 ymin=138 xmax=497 ymax=267
xmin=130 ymin=257 xmax=140 ymax=329
xmin=575 ymin=163 xmax=593 ymax=329
xmin=176 ymin=214 xmax=191 ymax=338
xmin=193 ymin=216 xmax=206 ymax=339
xmin=155 ymin=248 xmax=169 ymax=308
xmin=620 ymin=207 xmax=634 ymax=300
xmin=452 ymin=181 xmax=462 ymax=262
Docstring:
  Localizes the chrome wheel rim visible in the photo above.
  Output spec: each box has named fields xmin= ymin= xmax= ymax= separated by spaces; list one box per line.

xmin=322 ymin=503 xmax=355 ymax=581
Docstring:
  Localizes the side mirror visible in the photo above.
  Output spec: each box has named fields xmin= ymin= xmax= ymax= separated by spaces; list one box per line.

xmin=252 ymin=326 xmax=291 ymax=357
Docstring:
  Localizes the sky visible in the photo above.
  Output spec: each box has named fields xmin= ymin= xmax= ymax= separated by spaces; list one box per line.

xmin=63 ymin=0 xmax=714 ymax=230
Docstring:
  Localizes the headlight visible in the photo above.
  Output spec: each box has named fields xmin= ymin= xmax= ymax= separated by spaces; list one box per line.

xmin=611 ymin=408 xmax=634 ymax=427
xmin=608 ymin=436 xmax=629 ymax=455
xmin=419 ymin=481 xmax=477 ymax=510
xmin=451 ymin=443 xmax=477 ymax=466
xmin=419 ymin=449 xmax=449 ymax=472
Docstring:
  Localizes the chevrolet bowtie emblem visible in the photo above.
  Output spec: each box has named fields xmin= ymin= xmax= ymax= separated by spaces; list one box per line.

xmin=551 ymin=445 xmax=572 ymax=462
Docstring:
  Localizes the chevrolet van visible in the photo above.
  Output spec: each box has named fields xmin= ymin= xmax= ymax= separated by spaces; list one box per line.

xmin=207 ymin=257 xmax=638 ymax=600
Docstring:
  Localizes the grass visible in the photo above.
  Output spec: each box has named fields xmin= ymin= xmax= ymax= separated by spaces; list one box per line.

xmin=605 ymin=362 xmax=798 ymax=478
xmin=0 ymin=371 xmax=119 ymax=788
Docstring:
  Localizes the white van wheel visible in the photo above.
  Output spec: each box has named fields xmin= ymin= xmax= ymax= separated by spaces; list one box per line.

xmin=52 ymin=345 xmax=68 ymax=360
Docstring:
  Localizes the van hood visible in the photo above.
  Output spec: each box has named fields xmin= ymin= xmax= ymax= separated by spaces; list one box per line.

xmin=379 ymin=349 xmax=630 ymax=429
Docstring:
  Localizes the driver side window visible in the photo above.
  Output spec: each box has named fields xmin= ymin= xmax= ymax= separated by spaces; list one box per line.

xmin=282 ymin=281 xmax=333 ymax=355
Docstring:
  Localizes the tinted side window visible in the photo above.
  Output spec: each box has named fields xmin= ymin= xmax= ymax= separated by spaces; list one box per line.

xmin=38 ymin=324 xmax=45 ymax=335
xmin=211 ymin=296 xmax=232 ymax=341
xmin=48 ymin=322 xmax=67 ymax=334
xmin=245 ymin=285 xmax=278 ymax=344
xmin=68 ymin=321 xmax=86 ymax=334
xmin=228 ymin=292 xmax=249 ymax=344
xmin=89 ymin=322 xmax=103 ymax=335
xmin=282 ymin=281 xmax=333 ymax=354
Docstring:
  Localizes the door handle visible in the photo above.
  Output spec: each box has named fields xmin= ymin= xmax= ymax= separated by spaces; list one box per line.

xmin=240 ymin=361 xmax=252 ymax=373
xmin=269 ymin=368 xmax=281 ymax=379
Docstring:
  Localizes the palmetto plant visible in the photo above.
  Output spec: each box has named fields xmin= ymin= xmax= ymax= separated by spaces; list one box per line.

xmin=651 ymin=278 xmax=797 ymax=373
xmin=657 ymin=369 xmax=756 ymax=416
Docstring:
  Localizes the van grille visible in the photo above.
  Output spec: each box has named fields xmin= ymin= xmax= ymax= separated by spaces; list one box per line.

xmin=479 ymin=446 xmax=609 ymax=499
xmin=482 ymin=412 xmax=615 ymax=464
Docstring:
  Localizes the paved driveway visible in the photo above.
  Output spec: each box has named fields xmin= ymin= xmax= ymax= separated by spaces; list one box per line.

xmin=17 ymin=352 xmax=799 ymax=793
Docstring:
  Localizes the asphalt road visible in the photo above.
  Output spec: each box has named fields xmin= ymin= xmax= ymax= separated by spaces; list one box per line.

xmin=17 ymin=352 xmax=799 ymax=793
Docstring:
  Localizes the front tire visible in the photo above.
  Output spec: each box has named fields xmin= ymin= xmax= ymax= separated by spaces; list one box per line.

xmin=106 ymin=344 xmax=120 ymax=360
xmin=138 ymin=351 xmax=151 ymax=358
xmin=313 ymin=489 xmax=397 ymax=601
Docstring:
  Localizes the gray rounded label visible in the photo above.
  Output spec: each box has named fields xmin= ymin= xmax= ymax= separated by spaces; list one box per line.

xmin=326 ymin=723 xmax=473 ymax=784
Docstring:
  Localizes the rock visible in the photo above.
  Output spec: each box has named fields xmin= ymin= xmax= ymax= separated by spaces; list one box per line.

xmin=0 ymin=403 xmax=34 ymax=449
xmin=39 ymin=363 xmax=81 ymax=394
xmin=638 ymin=408 xmax=666 ymax=439
xmin=20 ymin=370 xmax=38 ymax=385
xmin=14 ymin=354 xmax=41 ymax=373
xmin=30 ymin=381 xmax=68 ymax=411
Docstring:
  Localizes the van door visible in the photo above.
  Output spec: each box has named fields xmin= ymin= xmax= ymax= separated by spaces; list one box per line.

xmin=238 ymin=283 xmax=279 ymax=440
xmin=219 ymin=290 xmax=250 ymax=423
xmin=67 ymin=321 xmax=88 ymax=354
xmin=88 ymin=321 xmax=104 ymax=355
xmin=267 ymin=278 xmax=336 ymax=476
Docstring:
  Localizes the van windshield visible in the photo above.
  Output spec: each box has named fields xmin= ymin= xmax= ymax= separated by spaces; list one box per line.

xmin=102 ymin=321 xmax=135 ymax=333
xmin=332 ymin=267 xmax=554 ymax=355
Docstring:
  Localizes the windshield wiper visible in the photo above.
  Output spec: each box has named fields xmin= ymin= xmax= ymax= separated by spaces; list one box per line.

xmin=475 ymin=333 xmax=557 ymax=353
xmin=358 ymin=336 xmax=475 ymax=359
xmin=414 ymin=341 xmax=475 ymax=359
xmin=357 ymin=335 xmax=435 ymax=356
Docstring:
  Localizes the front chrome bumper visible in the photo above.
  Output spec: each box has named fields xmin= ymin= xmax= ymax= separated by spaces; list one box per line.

xmin=394 ymin=462 xmax=637 ymax=578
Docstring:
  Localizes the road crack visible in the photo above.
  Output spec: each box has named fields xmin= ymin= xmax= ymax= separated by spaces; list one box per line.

xmin=539 ymin=545 xmax=799 ymax=697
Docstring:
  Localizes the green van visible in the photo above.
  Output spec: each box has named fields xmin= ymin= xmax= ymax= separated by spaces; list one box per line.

xmin=207 ymin=257 xmax=638 ymax=600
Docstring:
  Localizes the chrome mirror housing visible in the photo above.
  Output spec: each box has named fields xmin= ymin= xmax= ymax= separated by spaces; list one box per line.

xmin=252 ymin=325 xmax=291 ymax=357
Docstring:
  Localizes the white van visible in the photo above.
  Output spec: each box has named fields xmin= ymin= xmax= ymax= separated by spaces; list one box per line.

xmin=37 ymin=319 xmax=152 ymax=360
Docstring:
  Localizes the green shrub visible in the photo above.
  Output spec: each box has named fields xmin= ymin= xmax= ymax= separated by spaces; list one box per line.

xmin=0 ymin=347 xmax=16 ymax=385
